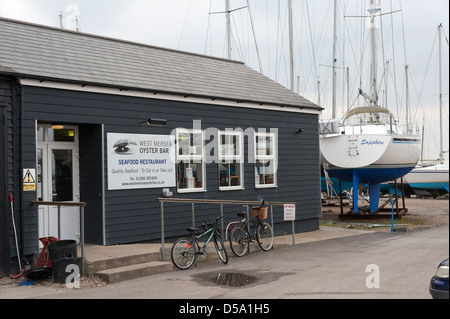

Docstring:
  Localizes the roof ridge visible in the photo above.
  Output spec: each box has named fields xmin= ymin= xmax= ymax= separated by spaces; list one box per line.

xmin=0 ymin=17 xmax=245 ymax=65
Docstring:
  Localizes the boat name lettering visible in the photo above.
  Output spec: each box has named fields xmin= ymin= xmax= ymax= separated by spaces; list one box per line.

xmin=361 ymin=139 xmax=384 ymax=146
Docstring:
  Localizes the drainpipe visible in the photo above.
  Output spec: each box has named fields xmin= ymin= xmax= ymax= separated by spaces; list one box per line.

xmin=15 ymin=77 xmax=25 ymax=261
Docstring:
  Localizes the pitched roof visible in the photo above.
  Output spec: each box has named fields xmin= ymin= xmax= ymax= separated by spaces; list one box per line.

xmin=0 ymin=18 xmax=321 ymax=110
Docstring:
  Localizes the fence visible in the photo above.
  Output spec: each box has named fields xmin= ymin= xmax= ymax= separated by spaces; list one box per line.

xmin=157 ymin=198 xmax=296 ymax=261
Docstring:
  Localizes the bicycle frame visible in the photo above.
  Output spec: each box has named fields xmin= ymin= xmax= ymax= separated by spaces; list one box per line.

xmin=226 ymin=202 xmax=267 ymax=241
xmin=171 ymin=216 xmax=228 ymax=270
xmin=192 ymin=227 xmax=216 ymax=251
xmin=226 ymin=214 xmax=262 ymax=242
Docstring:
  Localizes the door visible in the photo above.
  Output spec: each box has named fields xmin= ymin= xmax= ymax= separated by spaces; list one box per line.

xmin=37 ymin=124 xmax=80 ymax=242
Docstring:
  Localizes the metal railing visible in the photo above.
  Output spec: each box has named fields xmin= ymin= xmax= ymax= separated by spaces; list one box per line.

xmin=32 ymin=201 xmax=86 ymax=275
xmin=157 ymin=198 xmax=296 ymax=261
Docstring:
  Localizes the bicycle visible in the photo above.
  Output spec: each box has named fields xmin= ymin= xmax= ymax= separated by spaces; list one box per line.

xmin=171 ymin=216 xmax=228 ymax=270
xmin=228 ymin=202 xmax=274 ymax=257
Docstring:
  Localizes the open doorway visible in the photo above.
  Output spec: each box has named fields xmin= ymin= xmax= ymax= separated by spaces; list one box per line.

xmin=36 ymin=124 xmax=80 ymax=242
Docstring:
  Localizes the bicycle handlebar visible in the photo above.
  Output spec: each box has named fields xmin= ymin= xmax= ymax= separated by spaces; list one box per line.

xmin=243 ymin=201 xmax=265 ymax=209
xmin=201 ymin=216 xmax=223 ymax=228
xmin=251 ymin=200 xmax=265 ymax=210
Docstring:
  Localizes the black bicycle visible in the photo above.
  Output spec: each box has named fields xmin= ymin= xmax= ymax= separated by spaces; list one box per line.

xmin=228 ymin=202 xmax=274 ymax=257
xmin=171 ymin=216 xmax=228 ymax=270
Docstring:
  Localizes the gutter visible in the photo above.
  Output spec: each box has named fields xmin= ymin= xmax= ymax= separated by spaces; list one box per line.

xmin=4 ymin=72 xmax=323 ymax=113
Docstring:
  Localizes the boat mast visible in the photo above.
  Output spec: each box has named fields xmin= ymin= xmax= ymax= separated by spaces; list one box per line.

xmin=369 ymin=0 xmax=378 ymax=106
xmin=359 ymin=0 xmax=380 ymax=107
xmin=288 ymin=0 xmax=295 ymax=92
xmin=438 ymin=23 xmax=443 ymax=161
xmin=59 ymin=11 xmax=64 ymax=29
xmin=332 ymin=0 xmax=338 ymax=118
xmin=405 ymin=64 xmax=410 ymax=132
xmin=226 ymin=0 xmax=232 ymax=59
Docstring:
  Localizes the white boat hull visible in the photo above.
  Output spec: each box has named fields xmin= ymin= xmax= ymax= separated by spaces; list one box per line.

xmin=403 ymin=161 xmax=449 ymax=193
xmin=320 ymin=132 xmax=421 ymax=213
xmin=320 ymin=134 xmax=421 ymax=174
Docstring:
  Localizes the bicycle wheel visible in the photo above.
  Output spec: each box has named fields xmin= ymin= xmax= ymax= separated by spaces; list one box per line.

xmin=229 ymin=225 xmax=249 ymax=257
xmin=214 ymin=234 xmax=228 ymax=264
xmin=257 ymin=222 xmax=274 ymax=251
xmin=171 ymin=237 xmax=197 ymax=270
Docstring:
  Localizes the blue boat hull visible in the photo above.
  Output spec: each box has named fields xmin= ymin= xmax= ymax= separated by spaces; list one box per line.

xmin=327 ymin=166 xmax=415 ymax=185
xmin=409 ymin=182 xmax=449 ymax=192
xmin=327 ymin=165 xmax=415 ymax=213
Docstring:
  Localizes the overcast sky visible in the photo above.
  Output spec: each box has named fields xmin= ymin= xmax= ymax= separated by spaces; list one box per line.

xmin=0 ymin=0 xmax=448 ymax=159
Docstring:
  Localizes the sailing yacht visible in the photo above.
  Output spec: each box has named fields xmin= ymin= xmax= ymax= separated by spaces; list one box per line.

xmin=403 ymin=24 xmax=449 ymax=196
xmin=319 ymin=0 xmax=421 ymax=214
xmin=404 ymin=161 xmax=449 ymax=195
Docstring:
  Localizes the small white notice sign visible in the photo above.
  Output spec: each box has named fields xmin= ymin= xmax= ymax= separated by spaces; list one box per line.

xmin=284 ymin=204 xmax=296 ymax=221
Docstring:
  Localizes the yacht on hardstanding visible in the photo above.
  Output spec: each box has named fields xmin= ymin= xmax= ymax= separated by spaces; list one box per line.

xmin=319 ymin=0 xmax=421 ymax=214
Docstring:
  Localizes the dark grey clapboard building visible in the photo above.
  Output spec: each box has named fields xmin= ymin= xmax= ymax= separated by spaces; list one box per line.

xmin=0 ymin=18 xmax=322 ymax=274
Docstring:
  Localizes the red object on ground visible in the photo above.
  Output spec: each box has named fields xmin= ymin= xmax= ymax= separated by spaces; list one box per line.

xmin=35 ymin=237 xmax=60 ymax=268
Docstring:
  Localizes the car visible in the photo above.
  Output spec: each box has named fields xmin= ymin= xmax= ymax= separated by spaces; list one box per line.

xmin=429 ymin=258 xmax=449 ymax=299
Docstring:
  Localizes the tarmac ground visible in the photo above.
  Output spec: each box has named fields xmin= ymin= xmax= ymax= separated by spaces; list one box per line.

xmin=0 ymin=197 xmax=447 ymax=298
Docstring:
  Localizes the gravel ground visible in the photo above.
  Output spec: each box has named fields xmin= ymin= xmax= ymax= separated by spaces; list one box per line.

xmin=0 ymin=273 xmax=108 ymax=290
xmin=321 ymin=197 xmax=449 ymax=232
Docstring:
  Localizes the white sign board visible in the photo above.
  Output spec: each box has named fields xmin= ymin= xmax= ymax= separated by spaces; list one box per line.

xmin=107 ymin=133 xmax=176 ymax=190
xmin=283 ymin=204 xmax=296 ymax=221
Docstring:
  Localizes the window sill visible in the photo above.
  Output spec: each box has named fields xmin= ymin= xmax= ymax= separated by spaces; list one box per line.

xmin=255 ymin=184 xmax=278 ymax=189
xmin=219 ymin=186 xmax=245 ymax=192
xmin=177 ymin=188 xmax=207 ymax=194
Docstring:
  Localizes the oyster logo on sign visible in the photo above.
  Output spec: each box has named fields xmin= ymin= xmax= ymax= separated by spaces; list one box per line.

xmin=113 ymin=139 xmax=137 ymax=155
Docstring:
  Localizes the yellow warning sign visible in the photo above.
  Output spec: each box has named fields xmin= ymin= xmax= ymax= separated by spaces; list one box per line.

xmin=23 ymin=169 xmax=36 ymax=191
xmin=23 ymin=170 xmax=36 ymax=183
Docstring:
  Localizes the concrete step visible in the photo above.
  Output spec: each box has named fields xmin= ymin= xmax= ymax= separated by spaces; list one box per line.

xmin=95 ymin=261 xmax=173 ymax=283
xmin=85 ymin=251 xmax=163 ymax=275
xmin=83 ymin=244 xmax=163 ymax=275
xmin=81 ymin=244 xmax=174 ymax=283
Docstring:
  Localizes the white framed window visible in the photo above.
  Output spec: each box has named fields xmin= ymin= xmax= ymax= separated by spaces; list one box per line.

xmin=254 ymin=132 xmax=277 ymax=188
xmin=218 ymin=131 xmax=244 ymax=190
xmin=176 ymin=129 xmax=206 ymax=192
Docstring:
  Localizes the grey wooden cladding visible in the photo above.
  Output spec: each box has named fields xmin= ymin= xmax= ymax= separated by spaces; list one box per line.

xmin=21 ymin=86 xmax=321 ymax=245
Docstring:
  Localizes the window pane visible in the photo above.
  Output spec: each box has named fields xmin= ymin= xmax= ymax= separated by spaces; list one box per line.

xmin=221 ymin=134 xmax=240 ymax=157
xmin=255 ymin=160 xmax=274 ymax=185
xmin=178 ymin=161 xmax=203 ymax=189
xmin=52 ymin=150 xmax=73 ymax=201
xmin=229 ymin=161 xmax=241 ymax=186
xmin=37 ymin=127 xmax=45 ymax=142
xmin=219 ymin=160 xmax=241 ymax=187
xmin=178 ymin=132 xmax=190 ymax=156
xmin=256 ymin=135 xmax=273 ymax=156
xmin=219 ymin=162 xmax=228 ymax=187
xmin=37 ymin=149 xmax=43 ymax=201
xmin=178 ymin=132 xmax=202 ymax=156
xmin=49 ymin=128 xmax=75 ymax=142
xmin=191 ymin=132 xmax=203 ymax=156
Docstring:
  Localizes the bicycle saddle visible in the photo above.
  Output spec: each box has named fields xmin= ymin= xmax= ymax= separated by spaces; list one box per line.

xmin=237 ymin=212 xmax=246 ymax=219
xmin=187 ymin=227 xmax=199 ymax=233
